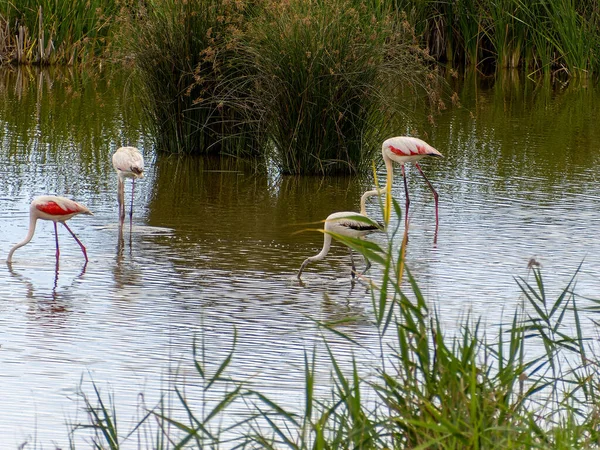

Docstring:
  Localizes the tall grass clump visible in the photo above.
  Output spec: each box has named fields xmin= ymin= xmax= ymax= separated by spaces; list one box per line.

xmin=71 ymin=200 xmax=600 ymax=448
xmin=243 ymin=0 xmax=433 ymax=175
xmin=0 ymin=0 xmax=118 ymax=65
xmin=121 ymin=0 xmax=263 ymax=156
xmin=533 ymin=0 xmax=599 ymax=77
xmin=392 ymin=0 xmax=600 ymax=77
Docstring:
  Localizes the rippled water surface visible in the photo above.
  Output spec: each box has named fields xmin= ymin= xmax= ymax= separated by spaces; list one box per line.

xmin=1 ymin=68 xmax=600 ymax=447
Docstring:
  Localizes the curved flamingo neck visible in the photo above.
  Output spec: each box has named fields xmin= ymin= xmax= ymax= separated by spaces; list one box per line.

xmin=7 ymin=214 xmax=38 ymax=263
xmin=383 ymin=153 xmax=395 ymax=188
xmin=360 ymin=154 xmax=395 ymax=215
xmin=360 ymin=186 xmax=384 ymax=215
xmin=310 ymin=232 xmax=332 ymax=262
xmin=297 ymin=232 xmax=333 ymax=279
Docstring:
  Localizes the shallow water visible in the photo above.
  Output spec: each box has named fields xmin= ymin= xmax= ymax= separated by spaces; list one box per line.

xmin=1 ymin=68 xmax=600 ymax=447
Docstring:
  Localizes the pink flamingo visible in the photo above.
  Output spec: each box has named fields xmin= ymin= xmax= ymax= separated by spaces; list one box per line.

xmin=7 ymin=196 xmax=93 ymax=263
xmin=297 ymin=136 xmax=443 ymax=279
xmin=112 ymin=146 xmax=144 ymax=223
xmin=380 ymin=136 xmax=443 ymax=227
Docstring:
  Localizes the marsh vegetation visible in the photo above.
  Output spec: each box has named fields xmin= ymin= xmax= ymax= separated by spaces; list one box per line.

xmin=4 ymin=0 xmax=597 ymax=170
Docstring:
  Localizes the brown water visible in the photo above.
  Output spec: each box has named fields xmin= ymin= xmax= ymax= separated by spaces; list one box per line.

xmin=1 ymin=67 xmax=599 ymax=447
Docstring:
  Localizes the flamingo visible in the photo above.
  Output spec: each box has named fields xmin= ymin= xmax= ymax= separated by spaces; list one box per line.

xmin=112 ymin=146 xmax=144 ymax=223
xmin=297 ymin=188 xmax=383 ymax=280
xmin=380 ymin=136 xmax=443 ymax=227
xmin=297 ymin=136 xmax=442 ymax=279
xmin=7 ymin=196 xmax=93 ymax=263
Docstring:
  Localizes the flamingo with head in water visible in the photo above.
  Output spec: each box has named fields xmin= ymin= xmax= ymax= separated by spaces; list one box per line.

xmin=297 ymin=188 xmax=383 ymax=280
xmin=112 ymin=146 xmax=144 ymax=224
xmin=7 ymin=195 xmax=93 ymax=263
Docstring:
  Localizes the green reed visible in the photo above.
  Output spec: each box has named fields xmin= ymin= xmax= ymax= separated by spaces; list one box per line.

xmin=242 ymin=0 xmax=432 ymax=175
xmin=392 ymin=0 xmax=600 ymax=77
xmin=114 ymin=0 xmax=263 ymax=156
xmin=69 ymin=194 xmax=600 ymax=449
xmin=0 ymin=0 xmax=118 ymax=65
xmin=535 ymin=0 xmax=598 ymax=77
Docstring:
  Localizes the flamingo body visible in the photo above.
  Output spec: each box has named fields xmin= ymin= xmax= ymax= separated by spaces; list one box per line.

xmin=380 ymin=136 xmax=443 ymax=229
xmin=322 ymin=211 xmax=381 ymax=238
xmin=34 ymin=196 xmax=88 ymax=220
xmin=7 ymin=196 xmax=93 ymax=263
xmin=297 ymin=190 xmax=383 ymax=280
xmin=112 ymin=146 xmax=144 ymax=223
xmin=382 ymin=136 xmax=442 ymax=163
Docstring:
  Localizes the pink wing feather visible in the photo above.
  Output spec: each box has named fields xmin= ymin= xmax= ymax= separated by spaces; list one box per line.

xmin=36 ymin=200 xmax=79 ymax=216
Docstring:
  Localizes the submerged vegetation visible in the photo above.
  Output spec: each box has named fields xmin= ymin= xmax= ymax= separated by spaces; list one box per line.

xmin=3 ymin=0 xmax=599 ymax=169
xmin=69 ymin=201 xmax=600 ymax=448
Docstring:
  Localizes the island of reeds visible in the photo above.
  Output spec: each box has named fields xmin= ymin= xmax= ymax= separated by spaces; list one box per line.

xmin=2 ymin=0 xmax=598 ymax=173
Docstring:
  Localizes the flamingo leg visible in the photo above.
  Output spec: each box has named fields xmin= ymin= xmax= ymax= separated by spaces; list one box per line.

xmin=117 ymin=177 xmax=125 ymax=223
xmin=54 ymin=258 xmax=60 ymax=287
xmin=362 ymin=258 xmax=371 ymax=276
xmin=402 ymin=164 xmax=410 ymax=227
xmin=62 ymin=222 xmax=89 ymax=262
xmin=415 ymin=163 xmax=439 ymax=227
xmin=130 ymin=178 xmax=135 ymax=226
xmin=349 ymin=248 xmax=356 ymax=279
xmin=54 ymin=221 xmax=60 ymax=260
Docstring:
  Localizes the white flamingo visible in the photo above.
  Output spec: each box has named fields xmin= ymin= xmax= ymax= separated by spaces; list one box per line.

xmin=297 ymin=188 xmax=384 ymax=280
xmin=112 ymin=146 xmax=144 ymax=223
xmin=7 ymin=196 xmax=93 ymax=263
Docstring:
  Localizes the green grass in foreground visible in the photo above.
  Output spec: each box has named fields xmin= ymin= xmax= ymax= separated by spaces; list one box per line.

xmin=68 ymin=198 xmax=600 ymax=449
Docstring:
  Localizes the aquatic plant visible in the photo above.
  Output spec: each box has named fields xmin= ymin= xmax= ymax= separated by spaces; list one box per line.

xmin=0 ymin=0 xmax=118 ymax=65
xmin=71 ymin=196 xmax=600 ymax=449
xmin=119 ymin=0 xmax=263 ymax=156
xmin=242 ymin=0 xmax=432 ymax=175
